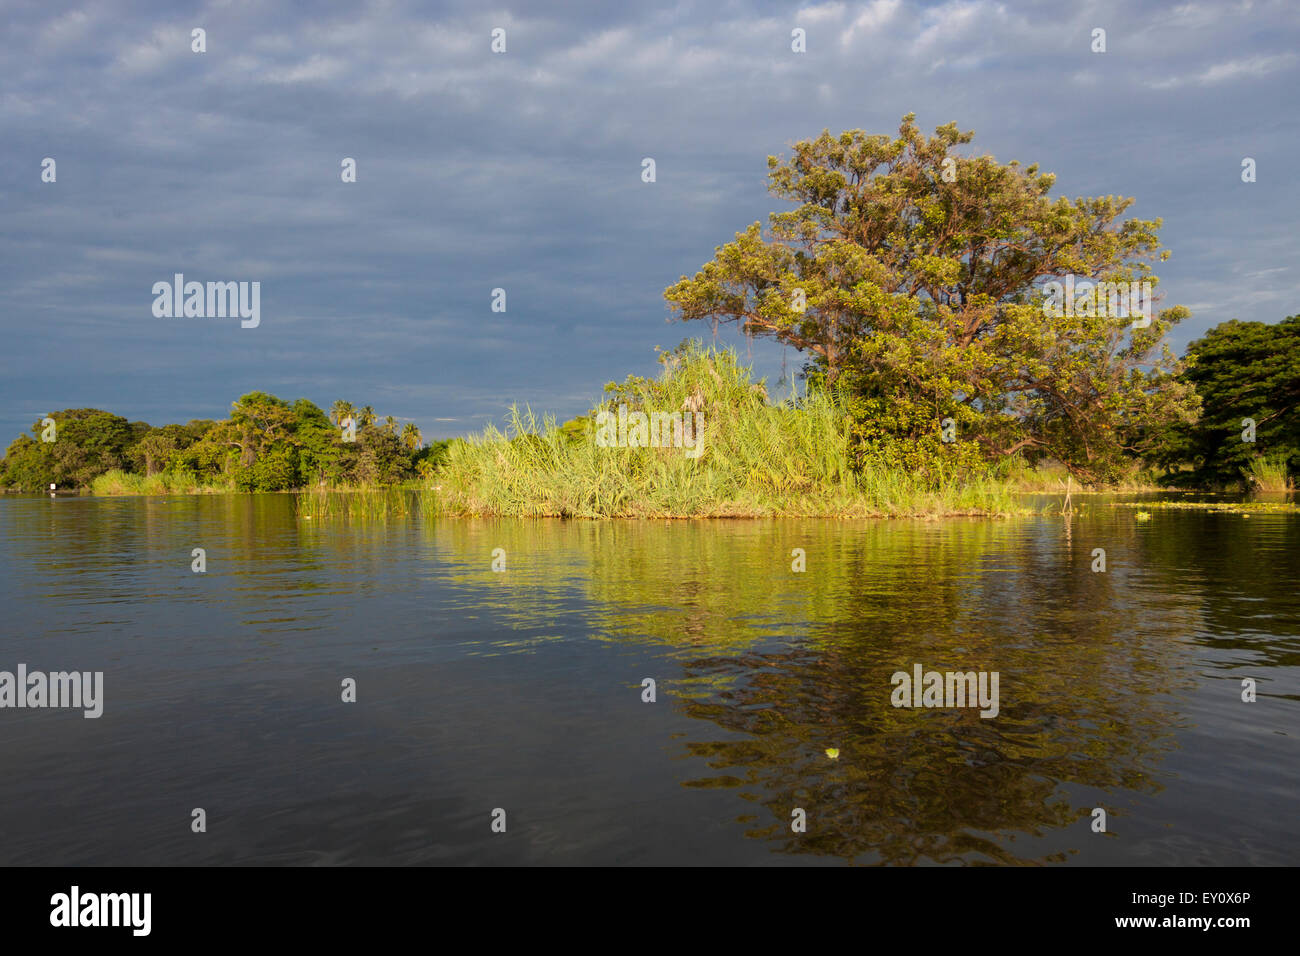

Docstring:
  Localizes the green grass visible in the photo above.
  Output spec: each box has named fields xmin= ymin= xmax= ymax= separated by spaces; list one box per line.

xmin=90 ymin=469 xmax=232 ymax=495
xmin=1248 ymin=455 xmax=1294 ymax=492
xmin=296 ymin=486 xmax=413 ymax=520
xmin=425 ymin=345 xmax=1024 ymax=518
xmin=991 ymin=456 xmax=1178 ymax=493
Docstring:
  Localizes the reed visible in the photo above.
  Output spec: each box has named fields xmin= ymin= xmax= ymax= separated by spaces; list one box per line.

xmin=427 ymin=346 xmax=1024 ymax=518
xmin=295 ymin=486 xmax=414 ymax=520
xmin=90 ymin=469 xmax=231 ymax=495
xmin=1248 ymin=455 xmax=1294 ymax=492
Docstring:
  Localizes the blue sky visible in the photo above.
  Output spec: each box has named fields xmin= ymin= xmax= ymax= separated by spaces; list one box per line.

xmin=3 ymin=0 xmax=1297 ymax=442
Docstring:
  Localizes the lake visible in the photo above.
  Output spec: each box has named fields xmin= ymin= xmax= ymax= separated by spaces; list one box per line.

xmin=0 ymin=493 xmax=1296 ymax=865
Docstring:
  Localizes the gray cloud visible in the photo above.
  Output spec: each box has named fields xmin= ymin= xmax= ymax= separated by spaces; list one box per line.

xmin=3 ymin=0 xmax=1297 ymax=441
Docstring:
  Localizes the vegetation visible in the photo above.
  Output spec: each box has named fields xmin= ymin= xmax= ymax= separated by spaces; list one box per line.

xmin=296 ymin=487 xmax=415 ymax=520
xmin=1114 ymin=499 xmax=1300 ymax=514
xmin=1 ymin=394 xmax=449 ymax=494
xmin=0 ymin=408 xmax=142 ymax=491
xmin=4 ymin=117 xmax=1295 ymax=510
xmin=664 ymin=114 xmax=1197 ymax=484
xmin=1153 ymin=315 xmax=1299 ymax=489
xmin=1247 ymin=455 xmax=1293 ymax=492
xmin=428 ymin=342 xmax=1022 ymax=518
xmin=90 ymin=469 xmax=231 ymax=496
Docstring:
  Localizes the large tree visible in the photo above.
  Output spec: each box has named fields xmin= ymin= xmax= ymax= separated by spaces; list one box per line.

xmin=1163 ymin=315 xmax=1300 ymax=486
xmin=0 ymin=409 xmax=137 ymax=489
xmin=228 ymin=392 xmax=297 ymax=469
xmin=130 ymin=423 xmax=191 ymax=476
xmin=664 ymin=114 xmax=1197 ymax=481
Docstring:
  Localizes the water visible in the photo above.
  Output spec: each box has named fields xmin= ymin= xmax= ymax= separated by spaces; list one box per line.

xmin=0 ymin=494 xmax=1296 ymax=865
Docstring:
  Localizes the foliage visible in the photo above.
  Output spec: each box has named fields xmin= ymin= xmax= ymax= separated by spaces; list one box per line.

xmin=350 ymin=426 xmax=415 ymax=485
xmin=664 ymin=114 xmax=1198 ymax=482
xmin=296 ymin=487 xmax=414 ymax=521
xmin=1159 ymin=315 xmax=1300 ymax=488
xmin=431 ymin=341 xmax=1022 ymax=517
xmin=90 ymin=468 xmax=231 ymax=495
xmin=0 ymin=409 xmax=137 ymax=490
xmin=2 ymin=392 xmax=434 ymax=493
xmin=1248 ymin=455 xmax=1293 ymax=492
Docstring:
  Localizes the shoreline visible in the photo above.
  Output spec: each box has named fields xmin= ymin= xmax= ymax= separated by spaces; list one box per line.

xmin=11 ymin=484 xmax=1293 ymax=520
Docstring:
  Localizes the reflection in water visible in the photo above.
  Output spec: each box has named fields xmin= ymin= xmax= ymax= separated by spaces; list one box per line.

xmin=0 ymin=495 xmax=1295 ymax=865
xmin=544 ymin=519 xmax=1184 ymax=863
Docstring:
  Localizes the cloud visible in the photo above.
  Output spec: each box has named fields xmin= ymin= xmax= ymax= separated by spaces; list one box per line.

xmin=839 ymin=0 xmax=901 ymax=47
xmin=1151 ymin=52 xmax=1297 ymax=88
xmin=0 ymin=0 xmax=1297 ymax=442
xmin=112 ymin=26 xmax=192 ymax=75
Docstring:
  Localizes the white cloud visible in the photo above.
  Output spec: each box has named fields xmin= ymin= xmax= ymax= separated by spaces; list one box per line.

xmin=1150 ymin=52 xmax=1296 ymax=88
xmin=39 ymin=8 xmax=99 ymax=49
xmin=112 ymin=26 xmax=191 ymax=75
xmin=1200 ymin=52 xmax=1296 ymax=83
xmin=840 ymin=0 xmax=902 ymax=47
xmin=265 ymin=54 xmax=348 ymax=84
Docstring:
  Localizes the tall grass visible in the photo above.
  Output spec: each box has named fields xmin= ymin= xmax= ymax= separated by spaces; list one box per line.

xmin=1248 ymin=455 xmax=1294 ymax=492
xmin=428 ymin=345 xmax=1022 ymax=518
xmin=91 ymin=469 xmax=231 ymax=495
xmin=296 ymin=486 xmax=414 ymax=520
xmin=991 ymin=456 xmax=1176 ymax=493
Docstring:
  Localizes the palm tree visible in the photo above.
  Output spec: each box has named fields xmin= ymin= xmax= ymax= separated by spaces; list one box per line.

xmin=401 ymin=423 xmax=423 ymax=450
xmin=330 ymin=400 xmax=354 ymax=426
xmin=384 ymin=415 xmax=398 ymax=433
xmin=357 ymin=405 xmax=376 ymax=428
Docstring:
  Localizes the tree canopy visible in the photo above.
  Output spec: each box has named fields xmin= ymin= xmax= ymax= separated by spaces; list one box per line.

xmin=1161 ymin=315 xmax=1300 ymax=486
xmin=1 ymin=395 xmax=450 ymax=492
xmin=665 ymin=114 xmax=1198 ymax=481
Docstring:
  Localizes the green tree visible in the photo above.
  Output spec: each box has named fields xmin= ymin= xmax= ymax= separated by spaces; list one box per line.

xmin=0 ymin=409 xmax=138 ymax=489
xmin=557 ymin=416 xmax=588 ymax=445
xmin=353 ymin=427 xmax=413 ymax=484
xmin=664 ymin=114 xmax=1197 ymax=482
xmin=0 ymin=434 xmax=55 ymax=491
xmin=169 ymin=421 xmax=233 ymax=481
xmin=228 ymin=392 xmax=296 ymax=470
xmin=412 ymin=438 xmax=450 ymax=478
xmin=1165 ymin=316 xmax=1300 ymax=486
xmin=329 ymin=400 xmax=354 ymax=426
xmin=54 ymin=410 xmax=138 ymax=486
xmin=400 ymin=422 xmax=423 ymax=450
xmin=130 ymin=423 xmax=193 ymax=476
xmin=291 ymin=399 xmax=344 ymax=485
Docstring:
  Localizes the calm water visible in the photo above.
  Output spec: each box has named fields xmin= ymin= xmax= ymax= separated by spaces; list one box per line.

xmin=0 ymin=494 xmax=1296 ymax=866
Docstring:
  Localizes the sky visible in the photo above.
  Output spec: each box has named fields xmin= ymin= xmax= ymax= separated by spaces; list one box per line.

xmin=2 ymin=0 xmax=1297 ymax=442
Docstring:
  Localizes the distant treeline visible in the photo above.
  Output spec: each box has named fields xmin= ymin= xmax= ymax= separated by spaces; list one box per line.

xmin=8 ymin=117 xmax=1299 ymax=503
xmin=1 ymin=316 xmax=1297 ymax=497
xmin=0 ymin=393 xmax=452 ymax=493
